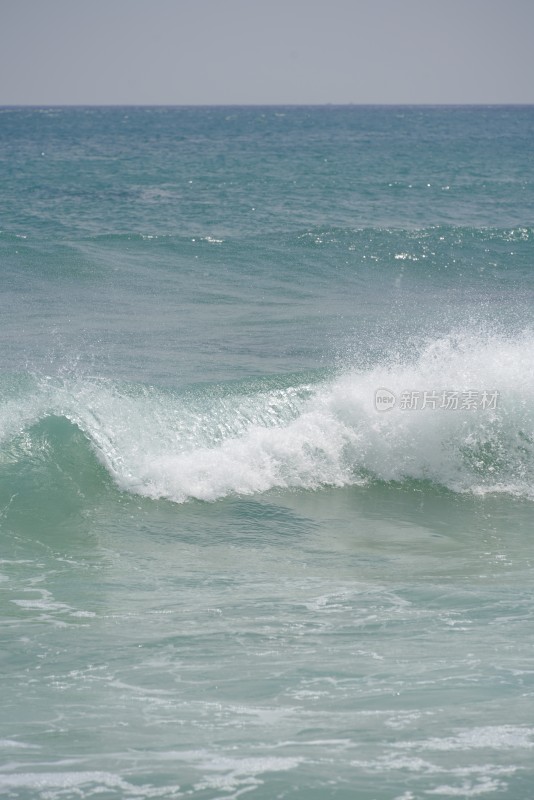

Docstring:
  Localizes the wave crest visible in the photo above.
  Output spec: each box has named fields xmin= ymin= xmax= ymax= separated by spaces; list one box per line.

xmin=1 ymin=331 xmax=533 ymax=502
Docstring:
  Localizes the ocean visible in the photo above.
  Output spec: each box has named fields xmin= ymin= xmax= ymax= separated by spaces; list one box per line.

xmin=1 ymin=105 xmax=534 ymax=799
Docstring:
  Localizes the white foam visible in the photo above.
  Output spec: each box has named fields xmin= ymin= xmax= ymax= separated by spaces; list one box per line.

xmin=2 ymin=330 xmax=534 ymax=503
xmin=105 ymin=332 xmax=534 ymax=502
xmin=192 ymin=754 xmax=304 ymax=796
xmin=397 ymin=725 xmax=534 ymax=751
xmin=0 ymin=739 xmax=40 ymax=750
xmin=0 ymin=772 xmax=180 ymax=797
xmin=424 ymin=778 xmax=505 ymax=796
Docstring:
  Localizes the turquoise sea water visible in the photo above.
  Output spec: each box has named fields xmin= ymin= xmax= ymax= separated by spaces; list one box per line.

xmin=1 ymin=106 xmax=534 ymax=798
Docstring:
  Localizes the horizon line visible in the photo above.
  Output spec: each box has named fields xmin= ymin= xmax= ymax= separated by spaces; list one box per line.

xmin=2 ymin=102 xmax=534 ymax=109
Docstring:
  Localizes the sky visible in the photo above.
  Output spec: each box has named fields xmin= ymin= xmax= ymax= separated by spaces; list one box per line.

xmin=1 ymin=0 xmax=533 ymax=105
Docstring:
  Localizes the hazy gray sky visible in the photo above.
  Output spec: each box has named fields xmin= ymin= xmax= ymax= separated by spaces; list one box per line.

xmin=1 ymin=0 xmax=533 ymax=105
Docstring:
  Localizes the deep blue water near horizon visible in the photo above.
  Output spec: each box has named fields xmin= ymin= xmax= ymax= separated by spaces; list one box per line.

xmin=1 ymin=106 xmax=534 ymax=799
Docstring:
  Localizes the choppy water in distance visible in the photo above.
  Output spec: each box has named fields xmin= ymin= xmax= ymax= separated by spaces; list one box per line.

xmin=1 ymin=106 xmax=534 ymax=799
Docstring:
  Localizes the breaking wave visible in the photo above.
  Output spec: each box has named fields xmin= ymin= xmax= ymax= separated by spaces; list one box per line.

xmin=1 ymin=331 xmax=533 ymax=503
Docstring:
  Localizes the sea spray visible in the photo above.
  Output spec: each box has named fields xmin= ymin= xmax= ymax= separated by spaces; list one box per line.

xmin=2 ymin=331 xmax=533 ymax=503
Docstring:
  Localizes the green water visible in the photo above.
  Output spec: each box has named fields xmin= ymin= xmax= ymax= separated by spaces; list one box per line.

xmin=1 ymin=106 xmax=534 ymax=798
